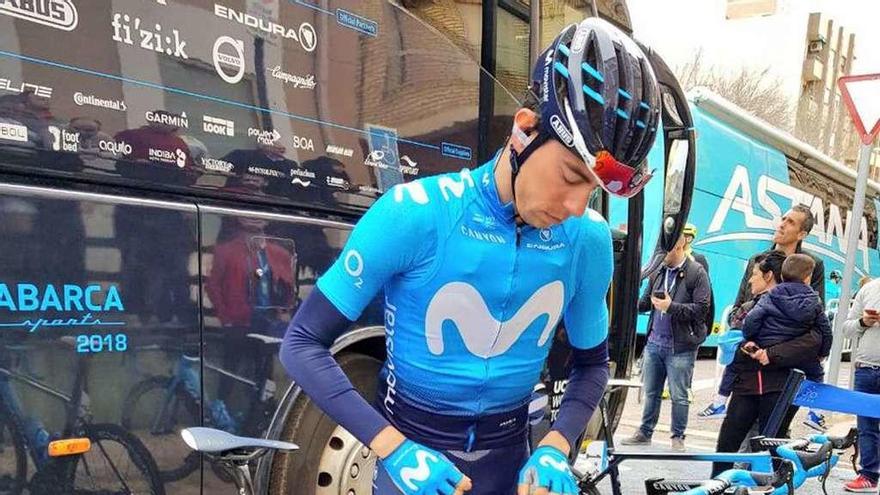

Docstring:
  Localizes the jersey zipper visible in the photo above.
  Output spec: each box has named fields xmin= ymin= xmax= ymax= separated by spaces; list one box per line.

xmin=471 ymin=223 xmax=520 ymax=450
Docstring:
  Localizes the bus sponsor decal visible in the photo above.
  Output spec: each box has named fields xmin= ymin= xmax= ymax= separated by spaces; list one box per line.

xmin=0 ymin=283 xmax=126 ymax=333
xmin=111 ymin=12 xmax=189 ymax=59
xmin=0 ymin=0 xmax=78 ymax=31
xmin=704 ymin=164 xmax=872 ymax=271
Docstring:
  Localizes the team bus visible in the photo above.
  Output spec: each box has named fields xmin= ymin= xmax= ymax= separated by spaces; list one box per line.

xmin=614 ymin=87 xmax=880 ymax=348
xmin=0 ymin=1 xmax=693 ymax=494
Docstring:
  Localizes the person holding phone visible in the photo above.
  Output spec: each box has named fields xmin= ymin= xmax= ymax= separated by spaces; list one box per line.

xmin=842 ymin=278 xmax=880 ymax=492
xmin=711 ymin=254 xmax=832 ymax=476
xmin=622 ymin=235 xmax=711 ymax=451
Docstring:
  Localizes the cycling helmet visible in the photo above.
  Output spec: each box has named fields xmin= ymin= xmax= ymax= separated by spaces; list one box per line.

xmin=682 ymin=223 xmax=698 ymax=238
xmin=513 ymin=18 xmax=661 ymax=198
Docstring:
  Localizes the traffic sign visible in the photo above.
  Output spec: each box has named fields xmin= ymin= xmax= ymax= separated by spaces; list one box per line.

xmin=838 ymin=73 xmax=880 ymax=144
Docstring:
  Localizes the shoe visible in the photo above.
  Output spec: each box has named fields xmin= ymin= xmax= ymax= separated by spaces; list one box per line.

xmin=620 ymin=431 xmax=651 ymax=446
xmin=697 ymin=403 xmax=727 ymax=419
xmin=671 ymin=437 xmax=686 ymax=452
xmin=803 ymin=411 xmax=827 ymax=432
xmin=844 ymin=475 xmax=878 ymax=492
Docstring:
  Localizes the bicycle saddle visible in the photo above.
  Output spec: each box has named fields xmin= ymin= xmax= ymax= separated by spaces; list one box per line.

xmin=181 ymin=427 xmax=298 ymax=454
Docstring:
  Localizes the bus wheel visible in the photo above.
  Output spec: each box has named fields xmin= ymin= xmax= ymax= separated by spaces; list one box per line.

xmin=270 ymin=353 xmax=381 ymax=495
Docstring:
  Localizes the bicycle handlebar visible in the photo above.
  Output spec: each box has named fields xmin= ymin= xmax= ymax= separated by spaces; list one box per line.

xmin=810 ymin=427 xmax=858 ymax=450
xmin=779 ymin=441 xmax=833 ymax=471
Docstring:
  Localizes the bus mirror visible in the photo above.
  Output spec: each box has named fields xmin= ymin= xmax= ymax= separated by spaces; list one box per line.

xmin=663 ymin=139 xmax=689 ymax=218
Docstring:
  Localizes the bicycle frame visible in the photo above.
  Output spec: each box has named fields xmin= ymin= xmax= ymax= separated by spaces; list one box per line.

xmin=578 ymin=394 xmax=774 ymax=495
xmin=0 ymin=344 xmax=90 ymax=467
xmin=150 ymin=336 xmax=278 ymax=437
xmin=578 ymin=446 xmax=775 ymax=495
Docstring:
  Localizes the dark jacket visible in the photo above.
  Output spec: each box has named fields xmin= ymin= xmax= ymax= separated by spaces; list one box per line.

xmin=691 ymin=252 xmax=709 ymax=274
xmin=690 ymin=252 xmax=715 ymax=333
xmin=727 ymin=292 xmax=764 ymax=329
xmin=742 ymin=282 xmax=833 ymax=357
xmin=730 ymin=330 xmax=821 ymax=395
xmin=734 ymin=249 xmax=825 ymax=307
xmin=638 ymin=258 xmax=711 ymax=353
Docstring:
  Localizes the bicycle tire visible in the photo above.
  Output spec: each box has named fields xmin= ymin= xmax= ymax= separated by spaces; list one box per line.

xmin=121 ymin=376 xmax=199 ymax=482
xmin=62 ymin=422 xmax=165 ymax=495
xmin=0 ymin=406 xmax=26 ymax=495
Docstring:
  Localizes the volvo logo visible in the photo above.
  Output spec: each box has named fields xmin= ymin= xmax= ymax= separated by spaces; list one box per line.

xmin=213 ymin=36 xmax=245 ymax=84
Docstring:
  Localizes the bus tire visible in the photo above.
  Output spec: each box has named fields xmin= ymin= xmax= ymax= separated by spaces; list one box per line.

xmin=270 ymin=353 xmax=382 ymax=495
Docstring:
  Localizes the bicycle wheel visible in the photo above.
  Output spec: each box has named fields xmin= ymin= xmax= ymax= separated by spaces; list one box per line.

xmin=63 ymin=423 xmax=165 ymax=495
xmin=121 ymin=376 xmax=199 ymax=482
xmin=0 ymin=407 xmax=26 ymax=495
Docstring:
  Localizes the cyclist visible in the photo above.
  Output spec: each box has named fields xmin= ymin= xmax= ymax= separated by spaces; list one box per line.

xmin=280 ymin=18 xmax=660 ymax=495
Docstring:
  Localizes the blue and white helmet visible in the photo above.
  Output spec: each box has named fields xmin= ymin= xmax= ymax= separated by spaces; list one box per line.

xmin=530 ymin=18 xmax=661 ymax=198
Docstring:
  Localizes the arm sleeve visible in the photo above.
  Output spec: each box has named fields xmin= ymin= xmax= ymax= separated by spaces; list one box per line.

xmin=279 ymin=288 xmax=390 ymax=445
xmin=843 ymin=288 xmax=868 ymax=339
xmin=550 ymin=341 xmax=610 ymax=451
xmin=280 ymin=185 xmax=435 ymax=446
xmin=667 ymin=267 xmax=710 ymax=322
xmin=553 ymin=214 xmax=613 ymax=450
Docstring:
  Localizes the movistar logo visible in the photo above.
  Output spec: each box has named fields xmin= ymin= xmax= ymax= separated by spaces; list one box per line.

xmin=0 ymin=283 xmax=125 ymax=333
xmin=400 ymin=450 xmax=438 ymax=490
xmin=539 ymin=454 xmax=571 ymax=473
xmin=393 ymin=170 xmax=475 ymax=205
xmin=425 ymin=281 xmax=564 ymax=358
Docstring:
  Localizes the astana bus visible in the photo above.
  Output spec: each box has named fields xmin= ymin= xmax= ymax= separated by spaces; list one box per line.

xmin=615 ymin=87 xmax=880 ymax=348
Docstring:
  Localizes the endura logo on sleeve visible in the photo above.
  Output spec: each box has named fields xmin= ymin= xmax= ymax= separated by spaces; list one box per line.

xmin=0 ymin=0 xmax=78 ymax=31
xmin=425 ymin=281 xmax=564 ymax=358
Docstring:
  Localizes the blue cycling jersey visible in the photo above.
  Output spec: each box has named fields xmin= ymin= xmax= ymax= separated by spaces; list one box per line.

xmin=317 ymin=157 xmax=613 ymax=417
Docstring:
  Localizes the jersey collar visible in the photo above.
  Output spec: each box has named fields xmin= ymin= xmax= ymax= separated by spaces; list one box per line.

xmin=476 ymin=150 xmax=517 ymax=224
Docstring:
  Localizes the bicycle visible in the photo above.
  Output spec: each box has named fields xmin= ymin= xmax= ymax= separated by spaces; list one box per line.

xmin=640 ymin=429 xmax=858 ymax=494
xmin=0 ymin=339 xmax=165 ymax=494
xmin=571 ymin=375 xmax=857 ymax=495
xmin=121 ymin=332 xmax=282 ymax=482
xmin=180 ymin=427 xmax=297 ymax=495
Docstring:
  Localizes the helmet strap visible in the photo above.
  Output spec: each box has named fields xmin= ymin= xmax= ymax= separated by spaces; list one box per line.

xmin=508 ymin=131 xmax=549 ymax=209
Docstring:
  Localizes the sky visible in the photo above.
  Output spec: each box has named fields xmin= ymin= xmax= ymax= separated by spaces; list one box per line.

xmin=628 ymin=0 xmax=880 ymax=103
